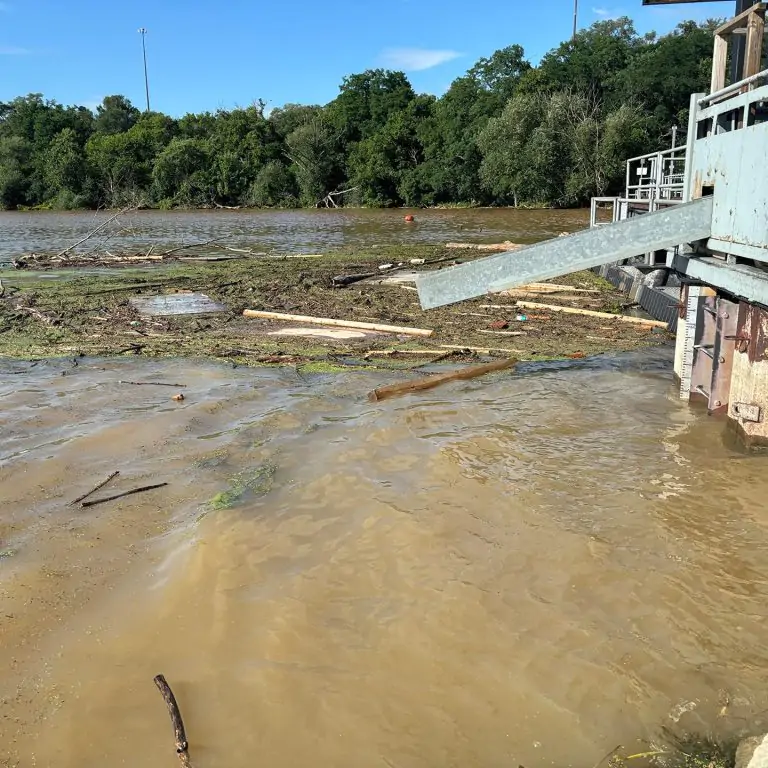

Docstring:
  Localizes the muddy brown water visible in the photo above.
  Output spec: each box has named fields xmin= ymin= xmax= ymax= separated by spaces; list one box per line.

xmin=2 ymin=351 xmax=768 ymax=768
xmin=0 ymin=208 xmax=588 ymax=263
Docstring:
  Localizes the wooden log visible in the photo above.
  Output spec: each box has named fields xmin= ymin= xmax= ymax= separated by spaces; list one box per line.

xmin=477 ymin=329 xmax=527 ymax=336
xmin=514 ymin=300 xmax=668 ymax=328
xmin=153 ymin=674 xmax=192 ymax=768
xmin=368 ymin=358 xmax=516 ymax=402
xmin=243 ymin=310 xmax=433 ymax=337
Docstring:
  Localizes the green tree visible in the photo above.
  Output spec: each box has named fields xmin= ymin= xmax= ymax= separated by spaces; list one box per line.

xmin=152 ymin=137 xmax=211 ymax=206
xmin=328 ymin=69 xmax=415 ymax=145
xmin=349 ymin=95 xmax=434 ymax=206
xmin=43 ymin=128 xmax=85 ymax=205
xmin=94 ymin=96 xmax=140 ymax=135
xmin=246 ymin=160 xmax=298 ymax=207
xmin=614 ymin=20 xmax=716 ymax=140
xmin=538 ymin=18 xmax=645 ymax=106
xmin=284 ymin=117 xmax=340 ymax=205
xmin=0 ymin=135 xmax=31 ymax=209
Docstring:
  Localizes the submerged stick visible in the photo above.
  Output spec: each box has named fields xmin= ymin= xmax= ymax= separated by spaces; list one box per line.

xmin=118 ymin=380 xmax=187 ymax=388
xmin=68 ymin=470 xmax=120 ymax=506
xmin=153 ymin=674 xmax=192 ymax=768
xmin=368 ymin=358 xmax=517 ymax=402
xmin=80 ymin=482 xmax=168 ymax=509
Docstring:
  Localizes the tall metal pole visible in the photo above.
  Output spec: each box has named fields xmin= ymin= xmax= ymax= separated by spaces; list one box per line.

xmin=138 ymin=28 xmax=150 ymax=113
xmin=572 ymin=0 xmax=578 ymax=40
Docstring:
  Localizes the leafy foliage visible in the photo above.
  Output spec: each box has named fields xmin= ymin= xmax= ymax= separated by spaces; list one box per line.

xmin=0 ymin=18 xmax=717 ymax=210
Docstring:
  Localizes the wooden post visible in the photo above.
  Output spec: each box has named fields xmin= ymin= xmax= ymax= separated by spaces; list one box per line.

xmin=744 ymin=10 xmax=765 ymax=79
xmin=711 ymin=35 xmax=728 ymax=94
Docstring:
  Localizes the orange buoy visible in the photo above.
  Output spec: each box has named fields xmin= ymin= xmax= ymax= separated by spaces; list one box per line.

xmin=404 ymin=214 xmax=415 ymax=223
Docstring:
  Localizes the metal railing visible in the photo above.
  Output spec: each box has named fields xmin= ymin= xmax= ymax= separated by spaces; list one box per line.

xmin=699 ymin=66 xmax=768 ymax=107
xmin=624 ymin=145 xmax=687 ymax=204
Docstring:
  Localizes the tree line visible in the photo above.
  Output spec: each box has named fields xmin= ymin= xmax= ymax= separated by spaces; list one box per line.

xmin=0 ymin=17 xmax=720 ymax=211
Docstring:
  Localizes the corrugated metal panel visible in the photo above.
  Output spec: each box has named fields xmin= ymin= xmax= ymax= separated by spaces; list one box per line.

xmin=637 ymin=285 xmax=680 ymax=332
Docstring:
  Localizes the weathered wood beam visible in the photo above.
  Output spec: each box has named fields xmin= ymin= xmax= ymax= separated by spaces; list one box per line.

xmin=714 ymin=2 xmax=765 ymax=37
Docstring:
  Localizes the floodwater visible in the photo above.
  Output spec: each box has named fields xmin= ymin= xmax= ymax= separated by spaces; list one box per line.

xmin=2 ymin=351 xmax=768 ymax=768
xmin=0 ymin=207 xmax=588 ymax=262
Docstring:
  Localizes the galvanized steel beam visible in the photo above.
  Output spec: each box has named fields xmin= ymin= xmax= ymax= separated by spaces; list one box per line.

xmin=417 ymin=197 xmax=714 ymax=309
xmin=672 ymin=253 xmax=768 ymax=307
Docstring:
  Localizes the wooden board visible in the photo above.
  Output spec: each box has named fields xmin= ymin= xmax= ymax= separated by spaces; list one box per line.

xmin=129 ymin=293 xmax=227 ymax=316
xmin=243 ymin=309 xmax=433 ymax=337
xmin=514 ymin=300 xmax=668 ymax=328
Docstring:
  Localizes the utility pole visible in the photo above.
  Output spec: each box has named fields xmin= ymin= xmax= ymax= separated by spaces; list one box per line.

xmin=138 ymin=28 xmax=150 ymax=113
xmin=572 ymin=0 xmax=578 ymax=41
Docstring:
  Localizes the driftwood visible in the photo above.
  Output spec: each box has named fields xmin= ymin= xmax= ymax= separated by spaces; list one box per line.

xmin=332 ymin=272 xmax=378 ymax=287
xmin=440 ymin=344 xmax=524 ymax=355
xmin=477 ymin=329 xmax=527 ymax=336
xmin=80 ymin=482 xmax=168 ymax=509
xmin=368 ymin=358 xmax=517 ymax=402
xmin=243 ymin=309 xmax=434 ymax=337
xmin=153 ymin=674 xmax=192 ymax=768
xmin=68 ymin=471 xmax=120 ymax=507
xmin=318 ymin=186 xmax=359 ymax=208
xmin=364 ymin=349 xmax=456 ymax=357
xmin=515 ymin=300 xmax=668 ymax=328
xmin=54 ymin=207 xmax=137 ymax=259
xmin=159 ymin=236 xmax=230 ymax=258
xmin=118 ymin=380 xmax=187 ymax=387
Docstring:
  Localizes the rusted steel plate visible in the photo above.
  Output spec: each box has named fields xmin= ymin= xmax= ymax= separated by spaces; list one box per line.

xmin=129 ymin=293 xmax=227 ymax=316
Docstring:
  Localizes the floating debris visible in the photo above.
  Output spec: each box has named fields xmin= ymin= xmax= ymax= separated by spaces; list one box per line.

xmin=129 ymin=293 xmax=227 ymax=317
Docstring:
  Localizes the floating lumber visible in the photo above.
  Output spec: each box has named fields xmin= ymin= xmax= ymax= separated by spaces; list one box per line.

xmin=242 ymin=309 xmax=433 ymax=337
xmin=445 ymin=241 xmax=522 ymax=251
xmin=515 ymin=300 xmax=668 ymax=328
xmin=503 ymin=282 xmax=600 ymax=294
xmin=368 ymin=358 xmax=516 ymax=401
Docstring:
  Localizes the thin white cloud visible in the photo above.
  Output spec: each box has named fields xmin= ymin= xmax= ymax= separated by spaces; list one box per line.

xmin=592 ymin=6 xmax=624 ymax=19
xmin=379 ymin=47 xmax=461 ymax=72
xmin=0 ymin=46 xmax=30 ymax=55
xmin=82 ymin=99 xmax=103 ymax=113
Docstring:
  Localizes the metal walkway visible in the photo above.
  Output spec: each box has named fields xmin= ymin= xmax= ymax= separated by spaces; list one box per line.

xmin=416 ymin=197 xmax=713 ymax=310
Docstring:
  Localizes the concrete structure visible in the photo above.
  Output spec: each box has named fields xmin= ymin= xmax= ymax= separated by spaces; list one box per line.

xmin=416 ymin=2 xmax=768 ymax=446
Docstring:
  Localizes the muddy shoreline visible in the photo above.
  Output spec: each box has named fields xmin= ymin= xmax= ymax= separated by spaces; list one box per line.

xmin=0 ymin=245 xmax=668 ymax=368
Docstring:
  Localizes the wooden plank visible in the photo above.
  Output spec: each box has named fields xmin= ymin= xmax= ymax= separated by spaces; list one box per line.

xmin=515 ymin=300 xmax=669 ymax=328
xmin=711 ymin=35 xmax=728 ymax=94
xmin=744 ymin=10 xmax=765 ymax=78
xmin=368 ymin=358 xmax=517 ymax=402
xmin=714 ymin=3 xmax=765 ymax=36
xmin=242 ymin=309 xmax=433 ymax=337
xmin=129 ymin=293 xmax=227 ymax=316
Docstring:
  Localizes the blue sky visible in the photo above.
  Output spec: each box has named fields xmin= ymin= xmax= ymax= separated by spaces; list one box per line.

xmin=1 ymin=0 xmax=734 ymax=116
